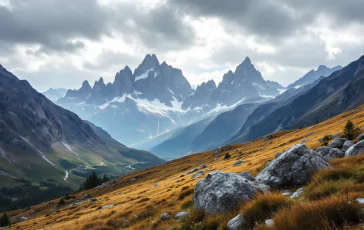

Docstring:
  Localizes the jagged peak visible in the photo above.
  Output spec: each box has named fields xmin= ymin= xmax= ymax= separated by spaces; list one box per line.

xmin=243 ymin=56 xmax=251 ymax=65
xmin=142 ymin=54 xmax=160 ymax=66
xmin=317 ymin=65 xmax=329 ymax=71
xmin=81 ymin=80 xmax=91 ymax=88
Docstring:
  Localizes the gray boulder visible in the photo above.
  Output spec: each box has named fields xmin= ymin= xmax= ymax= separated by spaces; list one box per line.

xmin=345 ymin=140 xmax=364 ymax=157
xmin=358 ymin=133 xmax=364 ymax=142
xmin=316 ymin=147 xmax=344 ymax=160
xmin=282 ymin=190 xmax=291 ymax=196
xmin=290 ymin=187 xmax=304 ymax=199
xmin=160 ymin=213 xmax=171 ymax=220
xmin=199 ymin=164 xmax=207 ymax=169
xmin=193 ymin=171 xmax=269 ymax=214
xmin=233 ymin=160 xmax=244 ymax=166
xmin=332 ymin=133 xmax=341 ymax=138
xmin=342 ymin=140 xmax=355 ymax=152
xmin=187 ymin=168 xmax=198 ymax=175
xmin=329 ymin=138 xmax=347 ymax=148
xmin=15 ymin=216 xmax=27 ymax=223
xmin=265 ymin=219 xmax=274 ymax=227
xmin=239 ymin=171 xmax=255 ymax=181
xmin=227 ymin=214 xmax=245 ymax=230
xmin=255 ymin=144 xmax=331 ymax=188
xmin=192 ymin=171 xmax=205 ymax=179
xmin=175 ymin=212 xmax=189 ymax=220
xmin=101 ymin=204 xmax=114 ymax=210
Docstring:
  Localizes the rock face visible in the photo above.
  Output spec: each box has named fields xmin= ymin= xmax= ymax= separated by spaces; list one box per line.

xmin=342 ymin=140 xmax=355 ymax=152
xmin=227 ymin=214 xmax=245 ymax=230
xmin=345 ymin=140 xmax=364 ymax=157
xmin=193 ymin=171 xmax=269 ymax=214
xmin=255 ymin=145 xmax=331 ymax=188
xmin=329 ymin=138 xmax=347 ymax=148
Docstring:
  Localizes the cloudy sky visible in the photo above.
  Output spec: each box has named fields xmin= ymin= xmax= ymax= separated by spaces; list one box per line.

xmin=1 ymin=0 xmax=364 ymax=91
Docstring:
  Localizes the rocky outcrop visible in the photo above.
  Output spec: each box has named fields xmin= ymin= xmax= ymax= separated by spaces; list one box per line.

xmin=239 ymin=171 xmax=255 ymax=181
xmin=255 ymin=145 xmax=331 ymax=188
xmin=315 ymin=146 xmax=344 ymax=160
xmin=193 ymin=171 xmax=269 ymax=214
xmin=345 ymin=140 xmax=364 ymax=157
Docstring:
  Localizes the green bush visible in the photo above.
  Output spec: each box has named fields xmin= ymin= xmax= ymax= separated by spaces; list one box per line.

xmin=0 ymin=213 xmax=11 ymax=227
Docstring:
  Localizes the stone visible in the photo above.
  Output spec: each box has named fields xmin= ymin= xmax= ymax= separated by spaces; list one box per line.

xmin=193 ymin=171 xmax=269 ymax=214
xmin=101 ymin=204 xmax=114 ymax=210
xmin=192 ymin=171 xmax=205 ymax=179
xmin=233 ymin=160 xmax=244 ymax=166
xmin=329 ymin=138 xmax=347 ymax=148
xmin=282 ymin=190 xmax=291 ymax=196
xmin=160 ymin=213 xmax=171 ymax=220
xmin=290 ymin=188 xmax=304 ymax=199
xmin=265 ymin=219 xmax=274 ymax=227
xmin=199 ymin=164 xmax=207 ymax=169
xmin=301 ymin=139 xmax=307 ymax=143
xmin=342 ymin=140 xmax=355 ymax=152
xmin=187 ymin=168 xmax=198 ymax=175
xmin=130 ymin=178 xmax=136 ymax=182
xmin=316 ymin=147 xmax=344 ymax=160
xmin=154 ymin=184 xmax=158 ymax=187
xmin=255 ymin=144 xmax=331 ymax=188
xmin=80 ymin=194 xmax=91 ymax=200
xmin=227 ymin=214 xmax=245 ymax=230
xmin=15 ymin=217 xmax=27 ymax=223
xmin=356 ymin=198 xmax=364 ymax=204
xmin=358 ymin=133 xmax=364 ymax=142
xmin=175 ymin=212 xmax=189 ymax=220
xmin=345 ymin=140 xmax=364 ymax=157
xmin=239 ymin=171 xmax=255 ymax=181
xmin=332 ymin=133 xmax=341 ymax=138
xmin=176 ymin=180 xmax=181 ymax=182
xmin=90 ymin=198 xmax=97 ymax=202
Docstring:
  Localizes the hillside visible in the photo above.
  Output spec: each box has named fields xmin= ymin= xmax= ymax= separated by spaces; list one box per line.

xmin=0 ymin=64 xmax=163 ymax=189
xmin=4 ymin=102 xmax=364 ymax=229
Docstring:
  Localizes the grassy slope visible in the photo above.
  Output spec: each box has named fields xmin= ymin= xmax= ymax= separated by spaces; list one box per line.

xmin=4 ymin=104 xmax=364 ymax=230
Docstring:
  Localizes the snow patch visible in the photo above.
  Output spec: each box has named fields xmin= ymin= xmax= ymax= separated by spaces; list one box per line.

xmin=135 ymin=68 xmax=154 ymax=82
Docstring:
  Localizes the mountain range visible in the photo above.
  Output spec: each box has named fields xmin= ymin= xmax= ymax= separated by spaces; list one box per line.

xmin=55 ymin=55 xmax=282 ymax=152
xmin=0 ymin=64 xmax=163 ymax=187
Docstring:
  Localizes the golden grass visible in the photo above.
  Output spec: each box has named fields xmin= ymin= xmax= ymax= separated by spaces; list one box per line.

xmin=4 ymin=104 xmax=364 ymax=229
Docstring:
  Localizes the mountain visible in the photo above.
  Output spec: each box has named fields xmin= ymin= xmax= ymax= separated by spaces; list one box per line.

xmin=56 ymin=55 xmax=276 ymax=150
xmin=41 ymin=88 xmax=67 ymax=102
xmin=287 ymin=65 xmax=342 ymax=89
xmin=232 ymin=56 xmax=364 ymax=144
xmin=0 ymin=64 xmax=163 ymax=187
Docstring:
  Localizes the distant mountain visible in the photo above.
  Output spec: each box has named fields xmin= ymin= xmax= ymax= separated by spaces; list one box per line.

xmin=231 ymin=56 xmax=364 ymax=144
xmin=57 ymin=55 xmax=277 ymax=149
xmin=0 ymin=64 xmax=163 ymax=187
xmin=287 ymin=65 xmax=342 ymax=89
xmin=42 ymin=88 xmax=67 ymax=102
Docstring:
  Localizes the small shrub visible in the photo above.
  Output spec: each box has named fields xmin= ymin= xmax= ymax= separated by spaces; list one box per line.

xmin=241 ymin=193 xmax=293 ymax=228
xmin=205 ymin=219 xmax=219 ymax=230
xmin=58 ymin=198 xmax=66 ymax=206
xmin=0 ymin=213 xmax=11 ymax=227
xmin=273 ymin=196 xmax=362 ymax=230
xmin=344 ymin=120 xmax=355 ymax=140
xmin=178 ymin=188 xmax=194 ymax=200
xmin=224 ymin=153 xmax=231 ymax=159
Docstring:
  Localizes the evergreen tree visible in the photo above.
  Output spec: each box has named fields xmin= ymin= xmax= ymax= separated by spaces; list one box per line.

xmin=0 ymin=213 xmax=11 ymax=227
xmin=344 ymin=120 xmax=355 ymax=140
xmin=102 ymin=174 xmax=109 ymax=183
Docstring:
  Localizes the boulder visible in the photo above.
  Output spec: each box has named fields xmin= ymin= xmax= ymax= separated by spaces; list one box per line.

xmin=356 ymin=198 xmax=364 ymax=204
xmin=264 ymin=135 xmax=273 ymax=141
xmin=175 ymin=212 xmax=189 ymax=220
xmin=329 ymin=138 xmax=347 ymax=148
xmin=316 ymin=147 xmax=344 ymax=160
xmin=358 ymin=133 xmax=364 ymax=142
xmin=192 ymin=171 xmax=205 ymax=179
xmin=342 ymin=140 xmax=355 ymax=152
xmin=187 ymin=168 xmax=198 ymax=175
xmin=255 ymin=144 xmax=331 ymax=188
xmin=265 ymin=219 xmax=274 ymax=227
xmin=290 ymin=188 xmax=304 ymax=199
xmin=239 ymin=171 xmax=255 ymax=181
xmin=199 ymin=164 xmax=207 ymax=169
xmin=130 ymin=178 xmax=136 ymax=182
xmin=101 ymin=204 xmax=114 ymax=210
xmin=301 ymin=139 xmax=307 ymax=143
xmin=227 ymin=214 xmax=245 ymax=230
xmin=160 ymin=213 xmax=171 ymax=220
xmin=282 ymin=190 xmax=291 ymax=196
xmin=345 ymin=140 xmax=364 ymax=157
xmin=80 ymin=194 xmax=91 ymax=200
xmin=193 ymin=171 xmax=269 ymax=214
xmin=233 ymin=160 xmax=244 ymax=166
xmin=332 ymin=133 xmax=341 ymax=138
xmin=15 ymin=217 xmax=27 ymax=223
